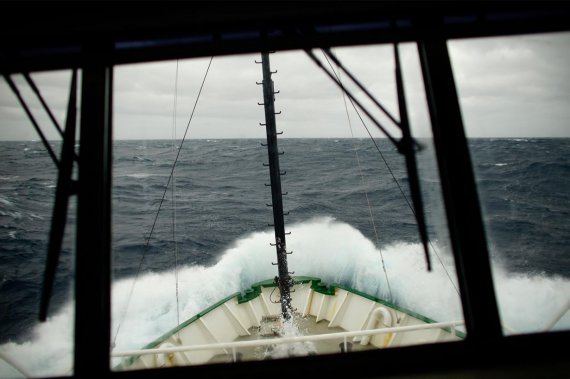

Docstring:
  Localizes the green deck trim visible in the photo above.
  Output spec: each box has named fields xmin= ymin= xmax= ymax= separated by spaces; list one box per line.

xmin=122 ymin=276 xmax=465 ymax=366
xmin=235 ymin=276 xmax=329 ymax=302
xmin=236 ymin=278 xmax=275 ymax=303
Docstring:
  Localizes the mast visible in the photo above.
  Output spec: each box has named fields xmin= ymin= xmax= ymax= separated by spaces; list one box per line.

xmin=259 ymin=51 xmax=293 ymax=319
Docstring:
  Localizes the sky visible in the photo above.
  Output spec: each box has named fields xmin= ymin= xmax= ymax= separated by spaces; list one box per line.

xmin=0 ymin=31 xmax=569 ymax=141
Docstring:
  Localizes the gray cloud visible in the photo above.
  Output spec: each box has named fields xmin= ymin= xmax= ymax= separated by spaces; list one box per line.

xmin=449 ymin=31 xmax=570 ymax=137
xmin=1 ymin=32 xmax=569 ymax=141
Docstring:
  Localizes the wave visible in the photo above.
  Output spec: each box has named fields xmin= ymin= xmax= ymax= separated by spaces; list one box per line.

xmin=0 ymin=197 xmax=13 ymax=206
xmin=1 ymin=217 xmax=568 ymax=377
xmin=125 ymin=173 xmax=155 ymax=179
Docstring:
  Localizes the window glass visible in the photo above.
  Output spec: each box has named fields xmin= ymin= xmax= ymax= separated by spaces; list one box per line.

xmin=0 ymin=71 xmax=76 ymax=377
xmin=449 ymin=32 xmax=570 ymax=334
xmin=111 ymin=46 xmax=462 ymax=371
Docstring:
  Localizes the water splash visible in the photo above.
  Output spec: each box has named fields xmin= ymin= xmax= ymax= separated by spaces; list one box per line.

xmin=258 ymin=316 xmax=317 ymax=360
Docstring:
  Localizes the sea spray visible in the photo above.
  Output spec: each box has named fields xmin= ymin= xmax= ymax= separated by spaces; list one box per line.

xmin=492 ymin=271 xmax=570 ymax=334
xmin=257 ymin=315 xmax=317 ymax=360
xmin=0 ymin=303 xmax=74 ymax=377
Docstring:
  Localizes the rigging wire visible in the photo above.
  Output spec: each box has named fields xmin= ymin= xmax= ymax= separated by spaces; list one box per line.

xmin=112 ymin=56 xmax=214 ymax=346
xmin=323 ymin=50 xmax=394 ymax=302
xmin=146 ymin=56 xmax=214 ymax=248
xmin=172 ymin=59 xmax=181 ymax=327
xmin=322 ymin=48 xmax=401 ymax=130
xmin=322 ymin=50 xmax=459 ymax=296
xmin=304 ymin=49 xmax=400 ymax=148
xmin=3 ymin=75 xmax=60 ymax=168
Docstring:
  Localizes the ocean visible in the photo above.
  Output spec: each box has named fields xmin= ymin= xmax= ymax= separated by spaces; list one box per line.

xmin=1 ymin=138 xmax=569 ymax=376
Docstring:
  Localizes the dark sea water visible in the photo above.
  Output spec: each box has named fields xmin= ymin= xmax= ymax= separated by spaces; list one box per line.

xmin=1 ymin=138 xmax=569 ymax=376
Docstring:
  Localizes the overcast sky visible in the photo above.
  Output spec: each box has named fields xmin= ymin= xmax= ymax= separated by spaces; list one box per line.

xmin=1 ymin=31 xmax=569 ymax=141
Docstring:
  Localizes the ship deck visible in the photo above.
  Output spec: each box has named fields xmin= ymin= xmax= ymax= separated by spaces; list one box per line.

xmin=209 ymin=313 xmax=379 ymax=363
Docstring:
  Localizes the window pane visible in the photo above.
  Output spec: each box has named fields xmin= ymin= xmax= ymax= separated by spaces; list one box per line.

xmin=449 ymin=32 xmax=570 ymax=335
xmin=0 ymin=71 xmax=76 ymax=377
xmin=111 ymin=46 xmax=462 ymax=371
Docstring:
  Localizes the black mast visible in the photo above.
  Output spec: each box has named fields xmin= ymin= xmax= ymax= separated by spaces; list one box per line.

xmin=259 ymin=51 xmax=293 ymax=319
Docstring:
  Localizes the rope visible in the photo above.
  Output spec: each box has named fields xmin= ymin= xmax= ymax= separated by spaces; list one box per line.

xmin=323 ymin=51 xmax=394 ymax=301
xmin=322 ymin=50 xmax=459 ymax=296
xmin=269 ymin=286 xmax=280 ymax=304
xmin=112 ymin=57 xmax=214 ymax=347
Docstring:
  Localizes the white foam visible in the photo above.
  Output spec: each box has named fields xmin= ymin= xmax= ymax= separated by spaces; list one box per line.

xmin=126 ymin=173 xmax=153 ymax=179
xmin=0 ymin=197 xmax=13 ymax=206
xmin=261 ymin=317 xmax=316 ymax=360
xmin=493 ymin=270 xmax=570 ymax=334
xmin=0 ymin=303 xmax=74 ymax=378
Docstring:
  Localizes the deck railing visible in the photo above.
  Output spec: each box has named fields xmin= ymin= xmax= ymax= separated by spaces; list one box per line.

xmin=112 ymin=320 xmax=465 ymax=363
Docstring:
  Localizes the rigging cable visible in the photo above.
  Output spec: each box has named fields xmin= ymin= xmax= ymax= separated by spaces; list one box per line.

xmin=304 ymin=49 xmax=400 ymax=148
xmin=112 ymin=57 xmax=214 ymax=347
xmin=147 ymin=56 xmax=214 ymax=248
xmin=321 ymin=50 xmax=459 ymax=296
xmin=323 ymin=50 xmax=394 ymax=302
xmin=322 ymin=48 xmax=401 ymax=130
xmin=172 ymin=59 xmax=181 ymax=327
